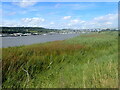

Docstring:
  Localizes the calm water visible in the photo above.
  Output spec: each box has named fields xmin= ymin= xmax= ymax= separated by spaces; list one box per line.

xmin=1 ymin=34 xmax=80 ymax=48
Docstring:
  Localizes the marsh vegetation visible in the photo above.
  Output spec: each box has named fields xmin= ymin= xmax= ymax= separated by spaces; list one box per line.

xmin=2 ymin=31 xmax=118 ymax=88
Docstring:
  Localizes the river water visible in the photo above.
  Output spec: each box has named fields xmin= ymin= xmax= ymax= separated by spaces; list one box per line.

xmin=1 ymin=34 xmax=80 ymax=48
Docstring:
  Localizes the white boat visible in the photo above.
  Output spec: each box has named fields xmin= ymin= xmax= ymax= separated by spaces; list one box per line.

xmin=43 ymin=34 xmax=47 ymax=35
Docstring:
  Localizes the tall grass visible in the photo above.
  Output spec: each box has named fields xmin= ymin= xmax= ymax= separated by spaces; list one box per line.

xmin=2 ymin=31 xmax=118 ymax=88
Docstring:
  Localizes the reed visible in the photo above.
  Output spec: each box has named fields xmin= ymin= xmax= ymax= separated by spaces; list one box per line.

xmin=2 ymin=31 xmax=118 ymax=88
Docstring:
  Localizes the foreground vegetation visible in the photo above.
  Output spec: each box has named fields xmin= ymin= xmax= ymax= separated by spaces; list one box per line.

xmin=2 ymin=31 xmax=118 ymax=88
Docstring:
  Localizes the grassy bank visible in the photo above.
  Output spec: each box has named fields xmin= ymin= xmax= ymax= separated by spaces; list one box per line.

xmin=2 ymin=31 xmax=118 ymax=88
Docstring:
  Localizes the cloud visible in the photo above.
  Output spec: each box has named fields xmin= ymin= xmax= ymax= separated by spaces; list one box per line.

xmin=2 ymin=13 xmax=117 ymax=29
xmin=70 ymin=19 xmax=79 ymax=23
xmin=63 ymin=13 xmax=117 ymax=29
xmin=93 ymin=14 xmax=117 ymax=23
xmin=2 ymin=17 xmax=45 ymax=27
xmin=21 ymin=17 xmax=45 ymax=27
xmin=63 ymin=16 xmax=71 ymax=20
xmin=91 ymin=13 xmax=118 ymax=28
xmin=50 ymin=22 xmax=54 ymax=25
xmin=104 ymin=22 xmax=112 ymax=25
xmin=13 ymin=0 xmax=37 ymax=8
xmin=22 ymin=17 xmax=45 ymax=23
xmin=61 ymin=19 xmax=86 ymax=29
xmin=67 ymin=19 xmax=85 ymax=27
xmin=70 ymin=19 xmax=85 ymax=24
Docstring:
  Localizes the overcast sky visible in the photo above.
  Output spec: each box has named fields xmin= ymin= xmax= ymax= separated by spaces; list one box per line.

xmin=1 ymin=1 xmax=118 ymax=29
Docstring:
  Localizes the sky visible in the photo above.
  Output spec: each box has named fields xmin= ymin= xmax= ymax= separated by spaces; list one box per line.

xmin=1 ymin=1 xmax=118 ymax=29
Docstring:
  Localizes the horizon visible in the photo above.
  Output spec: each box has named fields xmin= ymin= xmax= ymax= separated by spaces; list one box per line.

xmin=1 ymin=2 xmax=118 ymax=29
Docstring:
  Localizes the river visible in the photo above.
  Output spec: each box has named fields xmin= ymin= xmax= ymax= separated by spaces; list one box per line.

xmin=1 ymin=33 xmax=80 ymax=48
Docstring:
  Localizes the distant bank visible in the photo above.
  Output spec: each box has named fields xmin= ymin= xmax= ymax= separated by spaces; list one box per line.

xmin=2 ymin=33 xmax=80 ymax=48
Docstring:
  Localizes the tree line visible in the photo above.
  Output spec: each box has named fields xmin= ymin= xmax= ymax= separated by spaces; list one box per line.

xmin=0 ymin=27 xmax=57 ymax=34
